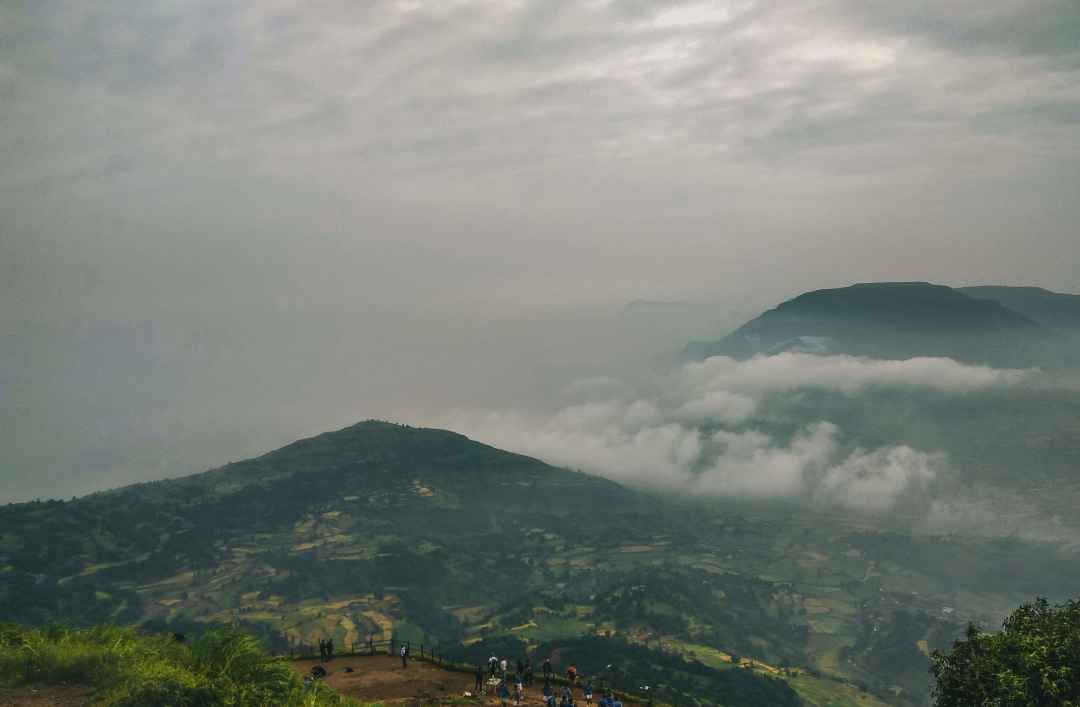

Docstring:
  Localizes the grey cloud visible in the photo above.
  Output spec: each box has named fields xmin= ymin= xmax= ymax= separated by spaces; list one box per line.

xmin=838 ymin=1 xmax=1080 ymax=63
xmin=3 ymin=0 xmax=1080 ymax=501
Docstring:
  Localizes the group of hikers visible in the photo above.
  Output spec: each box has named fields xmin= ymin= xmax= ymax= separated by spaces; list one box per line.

xmin=472 ymin=655 xmax=625 ymax=707
xmin=308 ymin=638 xmax=631 ymax=705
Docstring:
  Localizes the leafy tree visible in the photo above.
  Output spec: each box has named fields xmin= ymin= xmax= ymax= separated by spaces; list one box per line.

xmin=931 ymin=597 xmax=1080 ymax=706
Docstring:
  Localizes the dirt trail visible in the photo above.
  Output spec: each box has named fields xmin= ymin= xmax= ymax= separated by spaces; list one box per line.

xmin=291 ymin=654 xmax=646 ymax=706
xmin=0 ymin=657 xmax=643 ymax=706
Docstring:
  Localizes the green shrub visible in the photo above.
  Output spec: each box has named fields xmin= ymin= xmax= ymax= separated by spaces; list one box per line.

xmin=113 ymin=680 xmax=223 ymax=707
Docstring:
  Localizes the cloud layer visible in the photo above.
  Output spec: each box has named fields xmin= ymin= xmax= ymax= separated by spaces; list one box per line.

xmin=445 ymin=354 xmax=1026 ymax=513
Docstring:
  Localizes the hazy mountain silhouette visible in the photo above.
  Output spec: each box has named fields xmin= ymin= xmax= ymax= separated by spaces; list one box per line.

xmin=960 ymin=286 xmax=1080 ymax=333
xmin=686 ymin=282 xmax=1060 ymax=366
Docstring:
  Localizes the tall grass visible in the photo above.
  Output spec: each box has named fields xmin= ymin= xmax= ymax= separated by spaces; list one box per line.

xmin=0 ymin=623 xmax=371 ymax=706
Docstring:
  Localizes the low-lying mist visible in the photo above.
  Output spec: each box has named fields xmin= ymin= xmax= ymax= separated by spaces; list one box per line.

xmin=441 ymin=352 xmax=1080 ymax=545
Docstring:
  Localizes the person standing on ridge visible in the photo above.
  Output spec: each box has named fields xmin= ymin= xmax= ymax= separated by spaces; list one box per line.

xmin=475 ymin=664 xmax=485 ymax=695
xmin=400 ymin=642 xmax=408 ymax=669
xmin=542 ymin=656 xmax=552 ymax=681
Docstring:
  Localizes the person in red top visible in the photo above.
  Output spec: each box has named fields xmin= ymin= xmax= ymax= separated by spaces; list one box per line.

xmin=567 ymin=664 xmax=578 ymax=684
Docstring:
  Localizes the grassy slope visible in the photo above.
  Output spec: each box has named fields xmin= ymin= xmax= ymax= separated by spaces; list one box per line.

xmin=0 ymin=623 xmax=370 ymax=706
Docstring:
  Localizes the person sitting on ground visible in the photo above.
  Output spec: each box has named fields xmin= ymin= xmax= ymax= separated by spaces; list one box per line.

xmin=310 ymin=665 xmax=327 ymax=679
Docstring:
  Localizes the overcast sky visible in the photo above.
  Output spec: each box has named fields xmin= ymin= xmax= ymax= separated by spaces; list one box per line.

xmin=3 ymin=0 xmax=1079 ymax=501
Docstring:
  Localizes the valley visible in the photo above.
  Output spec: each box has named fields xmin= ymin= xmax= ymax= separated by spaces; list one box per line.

xmin=5 ymin=421 xmax=1078 ymax=705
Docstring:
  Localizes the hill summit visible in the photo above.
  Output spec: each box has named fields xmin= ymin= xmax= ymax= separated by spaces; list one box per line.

xmin=0 ymin=420 xmax=642 ymax=628
xmin=686 ymin=281 xmax=1060 ymax=366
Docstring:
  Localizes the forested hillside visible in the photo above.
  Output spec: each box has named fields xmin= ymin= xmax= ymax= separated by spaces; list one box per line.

xmin=4 ymin=421 xmax=1079 ymax=705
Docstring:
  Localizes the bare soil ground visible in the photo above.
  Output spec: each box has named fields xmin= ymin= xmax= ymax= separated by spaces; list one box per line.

xmin=290 ymin=655 xmax=644 ymax=706
xmin=0 ymin=686 xmax=91 ymax=707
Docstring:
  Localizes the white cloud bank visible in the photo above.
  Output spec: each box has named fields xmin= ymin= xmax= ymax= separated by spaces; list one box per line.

xmin=444 ymin=353 xmax=1027 ymax=514
xmin=680 ymin=352 xmax=1028 ymax=396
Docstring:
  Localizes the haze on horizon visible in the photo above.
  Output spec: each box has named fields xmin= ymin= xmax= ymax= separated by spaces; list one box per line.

xmin=3 ymin=0 xmax=1080 ymax=502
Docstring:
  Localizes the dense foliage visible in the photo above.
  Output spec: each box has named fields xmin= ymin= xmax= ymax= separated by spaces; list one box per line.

xmin=0 ymin=623 xmax=362 ymax=706
xmin=931 ymin=597 xmax=1080 ymax=706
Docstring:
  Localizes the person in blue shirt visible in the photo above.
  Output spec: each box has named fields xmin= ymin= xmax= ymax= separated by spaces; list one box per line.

xmin=583 ymin=681 xmax=594 ymax=705
xmin=497 ymin=680 xmax=510 ymax=707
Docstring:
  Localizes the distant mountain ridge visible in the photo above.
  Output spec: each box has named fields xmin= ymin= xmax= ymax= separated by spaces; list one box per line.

xmin=687 ymin=281 xmax=1074 ymax=366
xmin=960 ymin=285 xmax=1080 ymax=332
